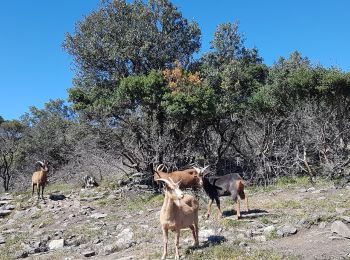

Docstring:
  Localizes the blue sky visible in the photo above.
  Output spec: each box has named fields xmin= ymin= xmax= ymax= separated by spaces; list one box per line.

xmin=1 ymin=0 xmax=350 ymax=120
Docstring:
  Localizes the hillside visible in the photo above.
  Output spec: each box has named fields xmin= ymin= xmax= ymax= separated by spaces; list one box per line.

xmin=0 ymin=178 xmax=349 ymax=260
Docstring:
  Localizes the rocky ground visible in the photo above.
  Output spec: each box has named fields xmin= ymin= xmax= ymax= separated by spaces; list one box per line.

xmin=0 ymin=177 xmax=349 ymax=260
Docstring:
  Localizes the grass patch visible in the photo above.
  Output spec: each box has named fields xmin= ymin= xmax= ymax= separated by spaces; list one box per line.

xmin=124 ymin=193 xmax=164 ymax=211
xmin=45 ymin=182 xmax=78 ymax=194
xmin=272 ymin=199 xmax=302 ymax=210
xmin=187 ymin=244 xmax=295 ymax=260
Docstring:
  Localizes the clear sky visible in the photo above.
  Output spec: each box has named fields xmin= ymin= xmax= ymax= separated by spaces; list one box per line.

xmin=1 ymin=0 xmax=350 ymax=120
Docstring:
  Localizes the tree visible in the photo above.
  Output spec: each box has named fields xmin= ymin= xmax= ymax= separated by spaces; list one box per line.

xmin=63 ymin=0 xmax=201 ymax=115
xmin=0 ymin=120 xmax=25 ymax=191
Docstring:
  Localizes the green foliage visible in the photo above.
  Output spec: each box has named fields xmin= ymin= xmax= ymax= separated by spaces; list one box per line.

xmin=64 ymin=0 xmax=200 ymax=113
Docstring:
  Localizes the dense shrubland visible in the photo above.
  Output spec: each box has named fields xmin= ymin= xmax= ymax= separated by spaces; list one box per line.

xmin=1 ymin=0 xmax=350 ymax=191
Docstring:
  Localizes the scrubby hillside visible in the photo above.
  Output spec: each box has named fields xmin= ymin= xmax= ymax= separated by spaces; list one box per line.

xmin=0 ymin=177 xmax=349 ymax=260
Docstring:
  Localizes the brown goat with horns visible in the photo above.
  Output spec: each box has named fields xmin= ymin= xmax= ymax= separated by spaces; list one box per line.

xmin=32 ymin=161 xmax=49 ymax=199
xmin=154 ymin=164 xmax=206 ymax=192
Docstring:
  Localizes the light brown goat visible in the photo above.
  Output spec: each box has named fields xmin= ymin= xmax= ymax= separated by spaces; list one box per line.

xmin=32 ymin=161 xmax=49 ymax=199
xmin=158 ymin=177 xmax=199 ymax=260
xmin=154 ymin=164 xmax=206 ymax=191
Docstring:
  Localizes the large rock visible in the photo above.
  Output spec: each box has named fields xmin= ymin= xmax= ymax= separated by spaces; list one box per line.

xmin=0 ymin=210 xmax=12 ymax=217
xmin=331 ymin=221 xmax=350 ymax=239
xmin=48 ymin=239 xmax=65 ymax=250
xmin=115 ymin=228 xmax=135 ymax=249
xmin=278 ymin=224 xmax=297 ymax=237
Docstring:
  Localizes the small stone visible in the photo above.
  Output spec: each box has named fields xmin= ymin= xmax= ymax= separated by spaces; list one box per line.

xmin=276 ymin=230 xmax=284 ymax=237
xmin=93 ymin=238 xmax=101 ymax=244
xmin=82 ymin=250 xmax=95 ymax=257
xmin=14 ymin=250 xmax=28 ymax=259
xmin=90 ymin=213 xmax=107 ymax=219
xmin=0 ymin=210 xmax=12 ymax=217
xmin=236 ymin=233 xmax=245 ymax=240
xmin=199 ymin=229 xmax=215 ymax=239
xmin=254 ymin=235 xmax=266 ymax=242
xmin=281 ymin=225 xmax=297 ymax=235
xmin=239 ymin=241 xmax=248 ymax=247
xmin=335 ymin=208 xmax=348 ymax=214
xmin=331 ymin=221 xmax=350 ymax=238
xmin=340 ymin=216 xmax=350 ymax=223
xmin=39 ymin=223 xmax=44 ymax=228
xmin=307 ymin=187 xmax=316 ymax=192
xmin=48 ymin=239 xmax=65 ymax=250
xmin=0 ymin=236 xmax=5 ymax=244
xmin=263 ymin=225 xmax=276 ymax=235
xmin=318 ymin=222 xmax=327 ymax=229
xmin=299 ymin=188 xmax=307 ymax=193
xmin=4 ymin=204 xmax=15 ymax=210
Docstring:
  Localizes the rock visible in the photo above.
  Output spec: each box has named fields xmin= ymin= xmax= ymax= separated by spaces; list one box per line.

xmin=335 ymin=208 xmax=348 ymax=214
xmin=82 ymin=251 xmax=96 ymax=257
xmin=278 ymin=225 xmax=297 ymax=237
xmin=263 ymin=225 xmax=276 ymax=235
xmin=307 ymin=187 xmax=316 ymax=192
xmin=48 ymin=239 xmax=65 ymax=250
xmin=39 ymin=223 xmax=44 ymax=228
xmin=254 ymin=235 xmax=267 ymax=242
xmin=2 ymin=228 xmax=16 ymax=234
xmin=329 ymin=236 xmax=345 ymax=241
xmin=297 ymin=218 xmax=310 ymax=228
xmin=236 ymin=233 xmax=245 ymax=240
xmin=0 ymin=201 xmax=9 ymax=206
xmin=299 ymin=188 xmax=307 ymax=193
xmin=340 ymin=216 xmax=350 ymax=223
xmin=239 ymin=241 xmax=248 ymax=247
xmin=3 ymin=204 xmax=15 ymax=210
xmin=0 ymin=236 xmax=5 ymax=244
xmin=331 ymin=221 xmax=350 ymax=238
xmin=115 ymin=228 xmax=135 ymax=249
xmin=90 ymin=213 xmax=107 ymax=219
xmin=318 ymin=222 xmax=327 ymax=229
xmin=14 ymin=250 xmax=28 ymax=259
xmin=276 ymin=230 xmax=284 ymax=237
xmin=33 ymin=241 xmax=49 ymax=253
xmin=0 ymin=210 xmax=12 ymax=217
xmin=245 ymin=230 xmax=253 ymax=238
xmin=198 ymin=229 xmax=215 ymax=239
xmin=102 ymin=244 xmax=115 ymax=255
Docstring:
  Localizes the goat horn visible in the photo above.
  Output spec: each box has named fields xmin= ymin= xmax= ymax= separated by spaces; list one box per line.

xmin=156 ymin=164 xmax=164 ymax=172
xmin=156 ymin=178 xmax=173 ymax=188
xmin=202 ymin=165 xmax=209 ymax=172
xmin=193 ymin=167 xmax=200 ymax=174
xmin=36 ymin=161 xmax=44 ymax=167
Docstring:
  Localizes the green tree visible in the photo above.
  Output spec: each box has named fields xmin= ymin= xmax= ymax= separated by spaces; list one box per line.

xmin=64 ymin=0 xmax=201 ymax=114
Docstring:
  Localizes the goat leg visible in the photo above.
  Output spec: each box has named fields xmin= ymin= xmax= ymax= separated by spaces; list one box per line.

xmin=41 ymin=186 xmax=45 ymax=200
xmin=175 ymin=229 xmax=180 ymax=260
xmin=215 ymin=198 xmax=223 ymax=219
xmin=32 ymin=183 xmax=35 ymax=196
xmin=161 ymin=227 xmax=168 ymax=260
xmin=206 ymin=199 xmax=213 ymax=219
xmin=245 ymin=196 xmax=250 ymax=212
xmin=236 ymin=199 xmax=241 ymax=219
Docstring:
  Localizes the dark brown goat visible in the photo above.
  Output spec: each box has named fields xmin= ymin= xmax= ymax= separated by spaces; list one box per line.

xmin=198 ymin=169 xmax=249 ymax=219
